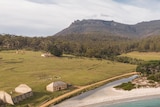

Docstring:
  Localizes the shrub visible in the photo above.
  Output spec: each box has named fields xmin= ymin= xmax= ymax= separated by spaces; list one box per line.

xmin=114 ymin=82 xmax=135 ymax=91
xmin=48 ymin=45 xmax=62 ymax=57
xmin=148 ymin=73 xmax=160 ymax=82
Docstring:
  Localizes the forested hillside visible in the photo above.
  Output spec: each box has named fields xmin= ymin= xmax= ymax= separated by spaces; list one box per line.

xmin=0 ymin=33 xmax=160 ymax=59
xmin=136 ymin=35 xmax=160 ymax=52
xmin=1 ymin=19 xmax=160 ymax=58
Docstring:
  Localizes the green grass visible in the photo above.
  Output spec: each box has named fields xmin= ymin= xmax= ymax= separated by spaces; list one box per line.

xmin=0 ymin=50 xmax=136 ymax=106
xmin=120 ymin=51 xmax=160 ymax=61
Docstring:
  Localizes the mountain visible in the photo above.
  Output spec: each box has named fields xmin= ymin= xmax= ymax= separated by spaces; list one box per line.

xmin=55 ymin=19 xmax=160 ymax=38
xmin=134 ymin=20 xmax=160 ymax=37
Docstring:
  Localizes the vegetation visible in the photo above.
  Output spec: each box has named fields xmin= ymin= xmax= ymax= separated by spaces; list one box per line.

xmin=114 ymin=82 xmax=136 ymax=91
xmin=48 ymin=45 xmax=63 ymax=57
xmin=136 ymin=60 xmax=160 ymax=82
xmin=0 ymin=34 xmax=160 ymax=60
xmin=109 ymin=56 xmax=144 ymax=65
xmin=136 ymin=35 xmax=160 ymax=52
xmin=120 ymin=51 xmax=160 ymax=61
xmin=0 ymin=50 xmax=136 ymax=106
xmin=136 ymin=60 xmax=160 ymax=75
xmin=114 ymin=60 xmax=160 ymax=91
xmin=147 ymin=73 xmax=160 ymax=82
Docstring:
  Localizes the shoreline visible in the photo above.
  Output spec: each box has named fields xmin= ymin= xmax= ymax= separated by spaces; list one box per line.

xmin=78 ymin=87 xmax=160 ymax=107
xmin=53 ymin=75 xmax=160 ymax=107
xmin=81 ymin=90 xmax=160 ymax=107
xmin=40 ymin=72 xmax=137 ymax=107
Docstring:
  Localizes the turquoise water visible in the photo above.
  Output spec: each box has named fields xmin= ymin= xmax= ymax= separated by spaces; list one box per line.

xmin=102 ymin=97 xmax=160 ymax=107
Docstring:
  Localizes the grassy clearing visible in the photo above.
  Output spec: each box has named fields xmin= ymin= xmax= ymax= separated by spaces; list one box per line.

xmin=0 ymin=50 xmax=136 ymax=106
xmin=120 ymin=51 xmax=160 ymax=61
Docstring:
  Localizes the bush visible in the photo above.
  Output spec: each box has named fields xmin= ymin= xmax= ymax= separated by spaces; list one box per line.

xmin=114 ymin=82 xmax=135 ymax=91
xmin=136 ymin=60 xmax=160 ymax=75
xmin=148 ymin=73 xmax=160 ymax=82
xmin=48 ymin=45 xmax=62 ymax=57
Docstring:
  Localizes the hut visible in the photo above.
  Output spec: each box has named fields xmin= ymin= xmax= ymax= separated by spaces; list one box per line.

xmin=13 ymin=84 xmax=33 ymax=104
xmin=15 ymin=84 xmax=32 ymax=94
xmin=46 ymin=81 xmax=67 ymax=92
xmin=41 ymin=53 xmax=52 ymax=57
xmin=0 ymin=91 xmax=14 ymax=105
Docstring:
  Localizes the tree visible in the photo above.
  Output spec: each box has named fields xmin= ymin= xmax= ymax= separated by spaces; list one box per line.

xmin=136 ymin=60 xmax=160 ymax=75
xmin=48 ymin=45 xmax=62 ymax=57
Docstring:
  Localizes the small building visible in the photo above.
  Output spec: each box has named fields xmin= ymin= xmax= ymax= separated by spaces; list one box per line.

xmin=0 ymin=99 xmax=5 ymax=107
xmin=0 ymin=91 xmax=14 ymax=106
xmin=46 ymin=81 xmax=67 ymax=92
xmin=13 ymin=84 xmax=33 ymax=104
xmin=15 ymin=84 xmax=32 ymax=94
xmin=41 ymin=53 xmax=52 ymax=57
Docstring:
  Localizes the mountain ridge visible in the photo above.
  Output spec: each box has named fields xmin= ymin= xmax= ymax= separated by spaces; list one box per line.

xmin=54 ymin=19 xmax=160 ymax=38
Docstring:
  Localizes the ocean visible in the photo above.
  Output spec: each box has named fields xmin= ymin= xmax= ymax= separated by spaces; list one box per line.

xmin=101 ymin=96 xmax=160 ymax=107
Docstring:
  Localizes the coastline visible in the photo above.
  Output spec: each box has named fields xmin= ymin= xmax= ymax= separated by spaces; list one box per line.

xmin=53 ymin=75 xmax=160 ymax=107
xmin=40 ymin=72 xmax=137 ymax=107
xmin=81 ymin=88 xmax=160 ymax=107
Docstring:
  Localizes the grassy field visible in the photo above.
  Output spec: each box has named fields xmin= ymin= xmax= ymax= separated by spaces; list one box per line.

xmin=0 ymin=50 xmax=136 ymax=106
xmin=120 ymin=51 xmax=160 ymax=61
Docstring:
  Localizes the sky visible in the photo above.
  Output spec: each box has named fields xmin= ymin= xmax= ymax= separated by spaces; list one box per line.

xmin=0 ymin=0 xmax=160 ymax=37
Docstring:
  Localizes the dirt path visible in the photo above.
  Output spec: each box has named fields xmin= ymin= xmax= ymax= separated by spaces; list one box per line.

xmin=39 ymin=72 xmax=137 ymax=107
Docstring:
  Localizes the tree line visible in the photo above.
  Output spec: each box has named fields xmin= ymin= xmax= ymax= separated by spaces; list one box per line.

xmin=0 ymin=33 xmax=160 ymax=58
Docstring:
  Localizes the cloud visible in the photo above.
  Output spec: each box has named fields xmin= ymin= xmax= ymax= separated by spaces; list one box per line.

xmin=0 ymin=0 xmax=160 ymax=36
xmin=113 ymin=0 xmax=160 ymax=10
xmin=26 ymin=0 xmax=57 ymax=4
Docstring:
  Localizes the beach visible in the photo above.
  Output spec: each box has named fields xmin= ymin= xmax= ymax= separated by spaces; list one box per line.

xmin=82 ymin=88 xmax=160 ymax=107
xmin=53 ymin=75 xmax=160 ymax=107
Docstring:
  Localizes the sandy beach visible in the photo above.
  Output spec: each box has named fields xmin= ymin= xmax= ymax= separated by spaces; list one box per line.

xmin=53 ymin=76 xmax=160 ymax=107
xmin=82 ymin=87 xmax=160 ymax=107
